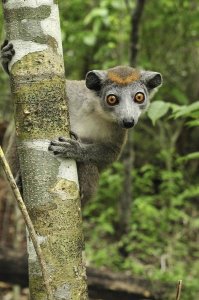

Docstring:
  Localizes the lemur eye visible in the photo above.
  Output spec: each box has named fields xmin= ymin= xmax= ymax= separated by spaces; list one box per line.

xmin=134 ymin=92 xmax=145 ymax=103
xmin=106 ymin=94 xmax=119 ymax=106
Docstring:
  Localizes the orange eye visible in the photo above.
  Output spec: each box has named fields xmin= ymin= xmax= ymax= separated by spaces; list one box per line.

xmin=134 ymin=92 xmax=145 ymax=103
xmin=106 ymin=94 xmax=119 ymax=106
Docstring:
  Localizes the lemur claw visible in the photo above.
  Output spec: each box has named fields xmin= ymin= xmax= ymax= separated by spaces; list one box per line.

xmin=58 ymin=136 xmax=68 ymax=142
xmin=53 ymin=132 xmax=79 ymax=142
xmin=1 ymin=40 xmax=15 ymax=74
xmin=69 ymin=131 xmax=79 ymax=141
xmin=1 ymin=39 xmax=8 ymax=49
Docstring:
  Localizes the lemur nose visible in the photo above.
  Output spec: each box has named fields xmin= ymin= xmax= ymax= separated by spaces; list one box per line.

xmin=122 ymin=118 xmax=135 ymax=128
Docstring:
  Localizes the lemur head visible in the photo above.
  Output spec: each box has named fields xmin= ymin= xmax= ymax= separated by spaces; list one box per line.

xmin=85 ymin=66 xmax=162 ymax=128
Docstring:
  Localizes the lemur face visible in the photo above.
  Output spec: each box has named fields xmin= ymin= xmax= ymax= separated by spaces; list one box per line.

xmin=85 ymin=66 xmax=162 ymax=128
xmin=100 ymin=80 xmax=149 ymax=128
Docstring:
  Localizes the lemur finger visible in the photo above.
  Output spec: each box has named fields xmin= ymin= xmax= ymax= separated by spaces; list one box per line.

xmin=52 ymin=138 xmax=77 ymax=146
xmin=58 ymin=136 xmax=68 ymax=142
xmin=2 ymin=42 xmax=14 ymax=52
xmin=1 ymin=53 xmax=13 ymax=60
xmin=48 ymin=144 xmax=53 ymax=151
xmin=53 ymin=151 xmax=60 ymax=156
xmin=69 ymin=132 xmax=79 ymax=141
xmin=1 ymin=45 xmax=15 ymax=61
xmin=2 ymin=63 xmax=9 ymax=74
xmin=49 ymin=143 xmax=68 ymax=150
xmin=59 ymin=136 xmax=75 ymax=142
xmin=50 ymin=140 xmax=69 ymax=146
xmin=50 ymin=142 xmax=73 ymax=151
xmin=48 ymin=145 xmax=60 ymax=153
xmin=59 ymin=134 xmax=80 ymax=142
xmin=1 ymin=39 xmax=8 ymax=49
xmin=48 ymin=145 xmax=68 ymax=155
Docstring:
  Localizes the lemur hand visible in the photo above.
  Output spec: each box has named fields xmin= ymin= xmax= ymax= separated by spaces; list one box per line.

xmin=49 ymin=137 xmax=83 ymax=160
xmin=1 ymin=40 xmax=15 ymax=74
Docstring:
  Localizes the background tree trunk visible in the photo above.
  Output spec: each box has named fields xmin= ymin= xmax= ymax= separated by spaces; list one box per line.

xmin=118 ymin=0 xmax=146 ymax=242
xmin=2 ymin=1 xmax=88 ymax=299
xmin=130 ymin=0 xmax=146 ymax=66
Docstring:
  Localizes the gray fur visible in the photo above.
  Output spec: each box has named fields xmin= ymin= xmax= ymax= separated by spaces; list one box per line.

xmin=1 ymin=42 xmax=162 ymax=203
xmin=50 ymin=68 xmax=162 ymax=203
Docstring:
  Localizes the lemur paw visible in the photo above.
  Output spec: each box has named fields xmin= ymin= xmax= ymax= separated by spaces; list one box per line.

xmin=1 ymin=40 xmax=15 ymax=74
xmin=48 ymin=137 xmax=82 ymax=159
xmin=70 ymin=131 xmax=80 ymax=141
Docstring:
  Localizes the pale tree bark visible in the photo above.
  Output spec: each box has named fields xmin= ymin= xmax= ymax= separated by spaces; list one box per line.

xmin=2 ymin=1 xmax=88 ymax=299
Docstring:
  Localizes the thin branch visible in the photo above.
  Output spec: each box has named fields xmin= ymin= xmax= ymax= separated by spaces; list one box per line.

xmin=0 ymin=146 xmax=53 ymax=300
xmin=169 ymin=121 xmax=184 ymax=147
xmin=175 ymin=280 xmax=182 ymax=300
xmin=124 ymin=0 xmax=131 ymax=11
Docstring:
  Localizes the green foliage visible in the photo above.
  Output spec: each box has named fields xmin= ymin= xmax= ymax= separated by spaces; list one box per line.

xmin=59 ymin=0 xmax=130 ymax=79
xmin=147 ymin=100 xmax=199 ymax=126
xmin=147 ymin=101 xmax=170 ymax=125
xmin=177 ymin=152 xmax=199 ymax=162
xmin=172 ymin=101 xmax=199 ymax=121
xmin=84 ymin=155 xmax=199 ymax=298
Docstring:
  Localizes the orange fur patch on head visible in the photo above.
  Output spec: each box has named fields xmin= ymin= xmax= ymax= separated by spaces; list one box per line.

xmin=107 ymin=66 xmax=140 ymax=85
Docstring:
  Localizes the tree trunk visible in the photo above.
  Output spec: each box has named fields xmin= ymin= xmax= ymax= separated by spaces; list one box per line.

xmin=2 ymin=1 xmax=88 ymax=299
xmin=130 ymin=0 xmax=146 ymax=66
xmin=118 ymin=0 xmax=146 ymax=242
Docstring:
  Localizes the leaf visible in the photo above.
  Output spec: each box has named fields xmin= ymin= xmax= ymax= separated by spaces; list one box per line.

xmin=186 ymin=120 xmax=199 ymax=127
xmin=84 ymin=8 xmax=109 ymax=25
xmin=172 ymin=101 xmax=199 ymax=118
xmin=147 ymin=101 xmax=170 ymax=125
xmin=83 ymin=34 xmax=96 ymax=46
xmin=177 ymin=152 xmax=199 ymax=163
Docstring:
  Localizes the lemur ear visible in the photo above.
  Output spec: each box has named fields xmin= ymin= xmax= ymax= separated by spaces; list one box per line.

xmin=141 ymin=71 xmax=163 ymax=90
xmin=85 ymin=70 xmax=107 ymax=91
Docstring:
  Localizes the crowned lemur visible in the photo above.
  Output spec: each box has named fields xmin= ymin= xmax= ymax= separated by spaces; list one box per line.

xmin=1 ymin=40 xmax=162 ymax=203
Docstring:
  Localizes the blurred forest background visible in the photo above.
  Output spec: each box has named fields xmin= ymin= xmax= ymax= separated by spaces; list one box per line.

xmin=0 ymin=0 xmax=199 ymax=299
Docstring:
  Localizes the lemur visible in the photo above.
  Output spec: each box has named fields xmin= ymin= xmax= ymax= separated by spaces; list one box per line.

xmin=1 ymin=40 xmax=162 ymax=203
